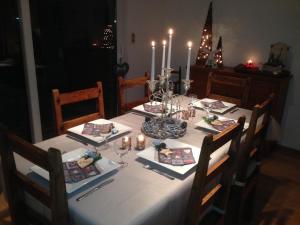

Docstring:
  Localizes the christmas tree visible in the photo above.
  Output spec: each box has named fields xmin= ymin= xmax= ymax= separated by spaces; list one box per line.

xmin=214 ymin=36 xmax=223 ymax=67
xmin=100 ymin=25 xmax=114 ymax=49
xmin=196 ymin=2 xmax=213 ymax=65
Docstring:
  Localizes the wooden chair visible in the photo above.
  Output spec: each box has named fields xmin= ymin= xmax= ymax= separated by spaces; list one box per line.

xmin=184 ymin=116 xmax=246 ymax=225
xmin=170 ymin=66 xmax=182 ymax=94
xmin=52 ymin=81 xmax=105 ymax=135
xmin=206 ymin=72 xmax=251 ymax=107
xmin=225 ymin=94 xmax=274 ymax=225
xmin=117 ymin=73 xmax=150 ymax=114
xmin=0 ymin=126 xmax=68 ymax=225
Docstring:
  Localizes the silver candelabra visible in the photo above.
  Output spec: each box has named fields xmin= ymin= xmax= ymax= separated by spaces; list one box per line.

xmin=142 ymin=68 xmax=192 ymax=139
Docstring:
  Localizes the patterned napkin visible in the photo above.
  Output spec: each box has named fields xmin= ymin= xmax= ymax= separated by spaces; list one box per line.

xmin=63 ymin=150 xmax=102 ymax=183
xmin=158 ymin=147 xmax=195 ymax=166
xmin=63 ymin=161 xmax=100 ymax=183
xmin=143 ymin=103 xmax=163 ymax=113
xmin=210 ymin=119 xmax=236 ymax=131
xmin=201 ymin=100 xmax=227 ymax=110
xmin=81 ymin=123 xmax=113 ymax=136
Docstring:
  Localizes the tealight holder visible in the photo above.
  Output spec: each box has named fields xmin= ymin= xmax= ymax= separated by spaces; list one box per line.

xmin=135 ymin=134 xmax=146 ymax=150
xmin=181 ymin=110 xmax=190 ymax=120
xmin=188 ymin=106 xmax=196 ymax=117
xmin=121 ymin=136 xmax=131 ymax=150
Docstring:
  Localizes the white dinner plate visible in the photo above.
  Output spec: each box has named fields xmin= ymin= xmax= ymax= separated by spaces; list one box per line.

xmin=192 ymin=98 xmax=236 ymax=114
xmin=195 ymin=115 xmax=249 ymax=133
xmin=67 ymin=118 xmax=132 ymax=146
xmin=31 ymin=148 xmax=120 ymax=193
xmin=132 ymin=101 xmax=182 ymax=117
xmin=137 ymin=139 xmax=200 ymax=175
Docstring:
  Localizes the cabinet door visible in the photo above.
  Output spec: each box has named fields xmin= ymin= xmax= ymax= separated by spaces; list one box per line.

xmin=190 ymin=66 xmax=210 ymax=98
xmin=248 ymin=78 xmax=280 ymax=119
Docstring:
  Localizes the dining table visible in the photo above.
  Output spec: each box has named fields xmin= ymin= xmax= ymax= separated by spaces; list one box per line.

xmin=15 ymin=96 xmax=254 ymax=225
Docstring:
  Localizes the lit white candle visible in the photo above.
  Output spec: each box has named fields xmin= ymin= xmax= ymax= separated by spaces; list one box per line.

xmin=186 ymin=41 xmax=192 ymax=80
xmin=161 ymin=40 xmax=167 ymax=76
xmin=167 ymin=28 xmax=173 ymax=69
xmin=122 ymin=136 xmax=131 ymax=149
xmin=150 ymin=41 xmax=156 ymax=81
xmin=136 ymin=134 xmax=145 ymax=150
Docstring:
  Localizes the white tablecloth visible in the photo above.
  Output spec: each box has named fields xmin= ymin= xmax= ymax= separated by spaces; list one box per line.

xmin=14 ymin=96 xmax=254 ymax=225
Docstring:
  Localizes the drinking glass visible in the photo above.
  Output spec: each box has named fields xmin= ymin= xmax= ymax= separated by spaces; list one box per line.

xmin=202 ymin=102 xmax=212 ymax=118
xmin=188 ymin=94 xmax=198 ymax=106
xmin=112 ymin=141 xmax=128 ymax=167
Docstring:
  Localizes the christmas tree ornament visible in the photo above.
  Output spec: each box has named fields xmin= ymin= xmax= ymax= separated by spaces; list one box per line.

xmin=100 ymin=25 xmax=114 ymax=49
xmin=214 ymin=36 xmax=223 ymax=67
xmin=196 ymin=2 xmax=213 ymax=66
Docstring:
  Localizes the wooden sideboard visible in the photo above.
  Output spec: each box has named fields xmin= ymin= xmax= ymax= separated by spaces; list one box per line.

xmin=190 ymin=65 xmax=292 ymax=123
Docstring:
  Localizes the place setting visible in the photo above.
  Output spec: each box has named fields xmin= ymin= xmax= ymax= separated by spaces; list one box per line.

xmin=132 ymin=100 xmax=182 ymax=117
xmin=194 ymin=107 xmax=249 ymax=133
xmin=30 ymin=117 xmax=135 ymax=197
xmin=137 ymin=138 xmax=200 ymax=178
xmin=66 ymin=118 xmax=132 ymax=147
xmin=31 ymin=147 xmax=120 ymax=194
xmin=192 ymin=98 xmax=237 ymax=114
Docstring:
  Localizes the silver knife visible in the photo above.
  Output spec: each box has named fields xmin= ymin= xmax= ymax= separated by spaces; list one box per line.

xmin=76 ymin=178 xmax=114 ymax=202
xmin=152 ymin=168 xmax=175 ymax=180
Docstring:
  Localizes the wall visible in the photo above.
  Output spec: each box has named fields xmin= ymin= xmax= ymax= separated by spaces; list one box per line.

xmin=117 ymin=0 xmax=300 ymax=150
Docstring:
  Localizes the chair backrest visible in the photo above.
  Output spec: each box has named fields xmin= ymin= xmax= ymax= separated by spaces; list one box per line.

xmin=184 ymin=116 xmax=245 ymax=225
xmin=117 ymin=73 xmax=150 ymax=114
xmin=0 ymin=126 xmax=68 ymax=225
xmin=170 ymin=66 xmax=182 ymax=94
xmin=235 ymin=94 xmax=274 ymax=183
xmin=52 ymin=81 xmax=105 ymax=135
xmin=206 ymin=72 xmax=251 ymax=107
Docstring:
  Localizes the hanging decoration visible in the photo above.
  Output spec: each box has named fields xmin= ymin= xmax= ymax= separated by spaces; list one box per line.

xmin=100 ymin=25 xmax=114 ymax=49
xmin=196 ymin=2 xmax=213 ymax=65
xmin=214 ymin=36 xmax=223 ymax=67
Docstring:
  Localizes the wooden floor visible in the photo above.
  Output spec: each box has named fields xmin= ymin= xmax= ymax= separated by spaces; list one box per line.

xmin=246 ymin=148 xmax=300 ymax=225
xmin=0 ymin=148 xmax=299 ymax=225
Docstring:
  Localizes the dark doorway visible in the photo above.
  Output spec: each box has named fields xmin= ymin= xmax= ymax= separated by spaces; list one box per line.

xmin=0 ymin=0 xmax=31 ymax=140
xmin=29 ymin=0 xmax=117 ymax=138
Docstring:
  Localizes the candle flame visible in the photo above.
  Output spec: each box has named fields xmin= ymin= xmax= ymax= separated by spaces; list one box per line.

xmin=162 ymin=40 xmax=167 ymax=46
xmin=187 ymin=41 xmax=192 ymax=48
xmin=137 ymin=134 xmax=145 ymax=141
xmin=168 ymin=28 xmax=174 ymax=35
xmin=247 ymin=59 xmax=253 ymax=64
xmin=151 ymin=41 xmax=156 ymax=47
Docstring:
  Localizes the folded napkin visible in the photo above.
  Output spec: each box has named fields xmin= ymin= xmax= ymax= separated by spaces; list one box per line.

xmin=143 ymin=103 xmax=163 ymax=113
xmin=158 ymin=147 xmax=195 ymax=166
xmin=81 ymin=123 xmax=113 ymax=136
xmin=63 ymin=161 xmax=100 ymax=183
xmin=201 ymin=100 xmax=227 ymax=110
xmin=64 ymin=150 xmax=102 ymax=183
xmin=210 ymin=119 xmax=236 ymax=131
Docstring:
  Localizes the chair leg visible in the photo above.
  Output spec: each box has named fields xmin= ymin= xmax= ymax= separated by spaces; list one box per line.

xmin=225 ymin=186 xmax=244 ymax=225
xmin=243 ymin=187 xmax=257 ymax=220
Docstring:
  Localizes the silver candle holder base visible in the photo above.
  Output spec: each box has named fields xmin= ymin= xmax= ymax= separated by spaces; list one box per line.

xmin=142 ymin=117 xmax=187 ymax=139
